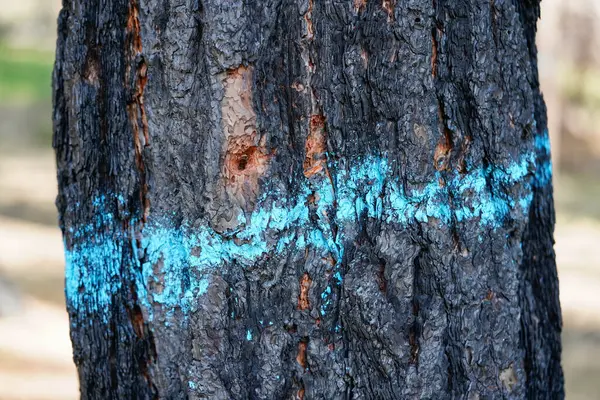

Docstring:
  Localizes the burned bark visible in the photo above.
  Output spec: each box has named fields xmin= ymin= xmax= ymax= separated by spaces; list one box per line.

xmin=53 ymin=0 xmax=563 ymax=398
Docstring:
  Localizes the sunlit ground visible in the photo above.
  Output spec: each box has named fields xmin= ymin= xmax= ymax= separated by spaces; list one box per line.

xmin=1 ymin=45 xmax=600 ymax=400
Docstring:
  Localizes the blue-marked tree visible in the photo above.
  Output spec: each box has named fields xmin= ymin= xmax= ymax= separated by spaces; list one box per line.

xmin=53 ymin=0 xmax=562 ymax=398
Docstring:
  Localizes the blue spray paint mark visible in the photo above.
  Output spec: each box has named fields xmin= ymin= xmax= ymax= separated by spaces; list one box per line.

xmin=533 ymin=129 xmax=553 ymax=188
xmin=320 ymin=285 xmax=332 ymax=315
xmin=535 ymin=161 xmax=553 ymax=187
xmin=246 ymin=330 xmax=253 ymax=341
xmin=64 ymin=235 xmax=123 ymax=313
xmin=333 ymin=271 xmax=342 ymax=283
xmin=64 ymin=148 xmax=548 ymax=317
xmin=534 ymin=129 xmax=552 ymax=155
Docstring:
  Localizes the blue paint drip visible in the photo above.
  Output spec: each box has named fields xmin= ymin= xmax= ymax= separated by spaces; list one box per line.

xmin=246 ymin=329 xmax=253 ymax=341
xmin=64 ymin=149 xmax=547 ymax=317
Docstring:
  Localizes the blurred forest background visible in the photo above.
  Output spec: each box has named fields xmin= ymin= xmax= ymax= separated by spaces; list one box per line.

xmin=0 ymin=0 xmax=599 ymax=399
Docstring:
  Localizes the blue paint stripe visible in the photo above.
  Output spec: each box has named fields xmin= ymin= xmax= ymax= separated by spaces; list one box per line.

xmin=64 ymin=148 xmax=550 ymax=317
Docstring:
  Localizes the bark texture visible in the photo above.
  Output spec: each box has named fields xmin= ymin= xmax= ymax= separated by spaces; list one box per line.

xmin=53 ymin=0 xmax=563 ymax=398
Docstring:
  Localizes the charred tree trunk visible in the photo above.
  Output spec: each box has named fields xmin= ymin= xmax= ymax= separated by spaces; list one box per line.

xmin=53 ymin=0 xmax=563 ymax=398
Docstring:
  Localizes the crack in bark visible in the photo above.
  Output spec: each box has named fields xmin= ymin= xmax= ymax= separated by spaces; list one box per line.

xmin=124 ymin=2 xmax=157 ymax=396
xmin=431 ymin=27 xmax=438 ymax=78
xmin=409 ymin=247 xmax=423 ymax=366
xmin=126 ymin=0 xmax=150 ymax=222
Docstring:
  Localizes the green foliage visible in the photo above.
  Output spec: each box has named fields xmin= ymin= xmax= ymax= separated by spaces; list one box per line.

xmin=0 ymin=45 xmax=54 ymax=104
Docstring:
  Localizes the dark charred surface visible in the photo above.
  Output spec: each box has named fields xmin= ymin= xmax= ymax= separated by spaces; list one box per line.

xmin=53 ymin=0 xmax=563 ymax=398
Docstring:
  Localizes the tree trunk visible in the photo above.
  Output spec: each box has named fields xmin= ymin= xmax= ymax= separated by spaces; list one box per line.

xmin=53 ymin=0 xmax=563 ymax=398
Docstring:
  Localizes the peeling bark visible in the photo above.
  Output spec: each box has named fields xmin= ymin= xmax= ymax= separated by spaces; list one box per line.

xmin=53 ymin=0 xmax=563 ymax=398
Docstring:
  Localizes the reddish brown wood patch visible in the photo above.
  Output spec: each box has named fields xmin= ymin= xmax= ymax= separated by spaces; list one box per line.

xmin=303 ymin=115 xmax=328 ymax=178
xmin=434 ymin=139 xmax=452 ymax=171
xmin=221 ymin=66 xmax=272 ymax=207
xmin=354 ymin=0 xmax=367 ymax=13
xmin=126 ymin=0 xmax=150 ymax=221
xmin=297 ymin=272 xmax=312 ymax=310
xmin=296 ymin=337 xmax=309 ymax=369
xmin=304 ymin=0 xmax=314 ymax=39
xmin=382 ymin=0 xmax=395 ymax=22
